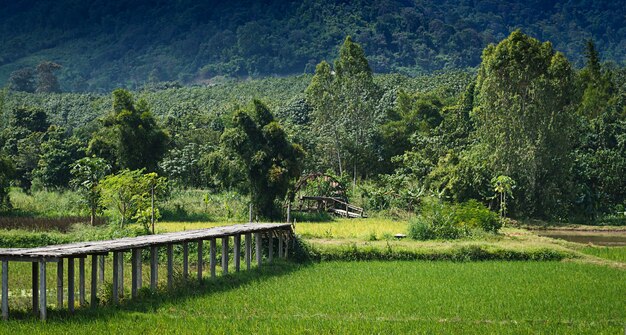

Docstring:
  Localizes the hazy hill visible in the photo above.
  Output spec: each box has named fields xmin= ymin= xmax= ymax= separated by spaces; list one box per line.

xmin=1 ymin=0 xmax=624 ymax=91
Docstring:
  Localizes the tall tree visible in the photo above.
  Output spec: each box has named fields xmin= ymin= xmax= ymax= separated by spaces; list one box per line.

xmin=473 ymin=30 xmax=577 ymax=218
xmin=36 ymin=61 xmax=62 ymax=93
xmin=306 ymin=36 xmax=380 ymax=181
xmin=221 ymin=100 xmax=304 ymax=219
xmin=88 ymin=89 xmax=169 ymax=172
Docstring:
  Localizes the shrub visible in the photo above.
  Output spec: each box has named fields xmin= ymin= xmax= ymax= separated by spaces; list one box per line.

xmin=408 ymin=198 xmax=501 ymax=240
xmin=454 ymin=199 xmax=501 ymax=233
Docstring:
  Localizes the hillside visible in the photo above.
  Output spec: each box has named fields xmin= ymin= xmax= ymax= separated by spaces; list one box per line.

xmin=1 ymin=0 xmax=625 ymax=92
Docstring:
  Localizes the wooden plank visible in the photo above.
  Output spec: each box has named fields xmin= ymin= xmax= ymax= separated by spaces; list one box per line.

xmin=197 ymin=240 xmax=203 ymax=282
xmin=167 ymin=244 xmax=173 ymax=289
xmin=182 ymin=242 xmax=188 ymax=279
xmin=233 ymin=235 xmax=241 ymax=272
xmin=32 ymin=262 xmax=38 ymax=316
xmin=278 ymin=236 xmax=284 ymax=259
xmin=39 ymin=260 xmax=46 ymax=321
xmin=245 ymin=233 xmax=252 ymax=270
xmin=57 ymin=259 xmax=63 ymax=308
xmin=221 ymin=237 xmax=228 ymax=275
xmin=79 ymin=257 xmax=85 ymax=306
xmin=210 ymin=239 xmax=216 ymax=279
xmin=68 ymin=258 xmax=75 ymax=313
xmin=90 ymin=255 xmax=97 ymax=307
xmin=2 ymin=261 xmax=8 ymax=320
xmin=255 ymin=232 xmax=262 ymax=268
xmin=150 ymin=246 xmax=158 ymax=291
xmin=112 ymin=252 xmax=119 ymax=304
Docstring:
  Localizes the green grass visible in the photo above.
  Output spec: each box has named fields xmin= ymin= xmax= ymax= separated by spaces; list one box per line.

xmin=0 ymin=261 xmax=623 ymax=334
xmin=579 ymin=246 xmax=626 ymax=263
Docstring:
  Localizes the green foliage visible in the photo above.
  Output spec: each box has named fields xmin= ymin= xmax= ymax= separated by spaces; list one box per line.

xmin=454 ymin=200 xmax=501 ymax=234
xmin=474 ymin=30 xmax=577 ymax=219
xmin=88 ymin=89 xmax=169 ymax=171
xmin=33 ymin=126 xmax=84 ymax=189
xmin=35 ymin=61 xmax=62 ymax=93
xmin=1 ymin=1 xmax=625 ymax=91
xmin=408 ymin=198 xmax=501 ymax=240
xmin=306 ymin=37 xmax=381 ymax=179
xmin=0 ymin=155 xmax=14 ymax=211
xmin=70 ymin=156 xmax=110 ymax=225
xmin=222 ymin=100 xmax=304 ymax=219
xmin=99 ymin=169 xmax=167 ymax=228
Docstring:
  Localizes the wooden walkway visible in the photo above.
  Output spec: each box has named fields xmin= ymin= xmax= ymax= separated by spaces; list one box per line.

xmin=298 ymin=196 xmax=365 ymax=218
xmin=0 ymin=223 xmax=293 ymax=321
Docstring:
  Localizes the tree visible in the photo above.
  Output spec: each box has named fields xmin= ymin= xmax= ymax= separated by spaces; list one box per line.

xmin=8 ymin=68 xmax=36 ymax=93
xmin=70 ymin=157 xmax=110 ymax=226
xmin=0 ymin=155 xmax=14 ymax=211
xmin=473 ymin=30 xmax=577 ymax=218
xmin=88 ymin=89 xmax=169 ymax=171
xmin=36 ymin=61 xmax=62 ymax=93
xmin=305 ymin=36 xmax=380 ymax=181
xmin=221 ymin=100 xmax=304 ymax=219
xmin=491 ymin=175 xmax=515 ymax=221
xmin=0 ymin=107 xmax=50 ymax=189
xmin=34 ymin=126 xmax=84 ymax=189
xmin=99 ymin=169 xmax=167 ymax=230
xmin=577 ymin=40 xmax=615 ymax=119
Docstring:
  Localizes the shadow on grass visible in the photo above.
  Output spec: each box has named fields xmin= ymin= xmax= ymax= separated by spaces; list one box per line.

xmin=6 ymin=260 xmax=309 ymax=323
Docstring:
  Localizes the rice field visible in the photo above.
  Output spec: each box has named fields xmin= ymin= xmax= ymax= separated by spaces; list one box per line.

xmin=0 ymin=261 xmax=623 ymax=334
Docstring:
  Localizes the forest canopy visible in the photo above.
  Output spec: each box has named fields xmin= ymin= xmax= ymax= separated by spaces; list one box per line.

xmin=1 ymin=0 xmax=625 ymax=91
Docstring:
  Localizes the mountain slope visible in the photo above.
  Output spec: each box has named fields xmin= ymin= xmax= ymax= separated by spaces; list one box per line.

xmin=0 ymin=0 xmax=624 ymax=91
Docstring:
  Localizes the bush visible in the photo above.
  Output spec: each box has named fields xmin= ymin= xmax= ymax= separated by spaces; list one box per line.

xmin=408 ymin=198 xmax=501 ymax=240
xmin=454 ymin=199 xmax=501 ymax=233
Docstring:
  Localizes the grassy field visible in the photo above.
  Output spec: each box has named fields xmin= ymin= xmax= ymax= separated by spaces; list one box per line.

xmin=0 ymin=261 xmax=623 ymax=334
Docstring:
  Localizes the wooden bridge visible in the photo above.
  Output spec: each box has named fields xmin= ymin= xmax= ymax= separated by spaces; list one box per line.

xmin=0 ymin=223 xmax=293 ymax=321
xmin=297 ymin=196 xmax=365 ymax=218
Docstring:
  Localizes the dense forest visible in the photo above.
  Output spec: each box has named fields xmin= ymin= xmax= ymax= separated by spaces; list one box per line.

xmin=1 ymin=31 xmax=624 ymax=228
xmin=1 ymin=0 xmax=625 ymax=91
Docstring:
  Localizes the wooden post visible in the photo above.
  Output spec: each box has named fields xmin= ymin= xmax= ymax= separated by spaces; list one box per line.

xmin=221 ymin=237 xmax=229 ymax=275
xmin=234 ymin=235 xmax=241 ymax=272
xmin=167 ymin=244 xmax=173 ymax=289
xmin=287 ymin=202 xmax=291 ymax=223
xmin=182 ymin=242 xmax=189 ymax=279
xmin=117 ymin=251 xmax=124 ymax=298
xmin=32 ymin=262 xmax=38 ymax=316
xmin=2 ymin=261 xmax=8 ymax=321
xmin=112 ymin=252 xmax=119 ymax=304
xmin=245 ymin=233 xmax=252 ymax=270
xmin=98 ymin=255 xmax=105 ymax=286
xmin=68 ymin=258 xmax=75 ymax=313
xmin=39 ymin=260 xmax=46 ymax=321
xmin=249 ymin=203 xmax=253 ymax=222
xmin=90 ymin=255 xmax=97 ymax=307
xmin=278 ymin=235 xmax=284 ymax=259
xmin=79 ymin=257 xmax=85 ymax=306
xmin=150 ymin=246 xmax=158 ymax=291
xmin=57 ymin=259 xmax=63 ymax=308
xmin=210 ymin=239 xmax=216 ymax=279
xmin=197 ymin=240 xmax=203 ymax=282
xmin=131 ymin=249 xmax=141 ymax=298
xmin=285 ymin=238 xmax=289 ymax=259
xmin=268 ymin=234 xmax=273 ymax=263
xmin=255 ymin=232 xmax=262 ymax=268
